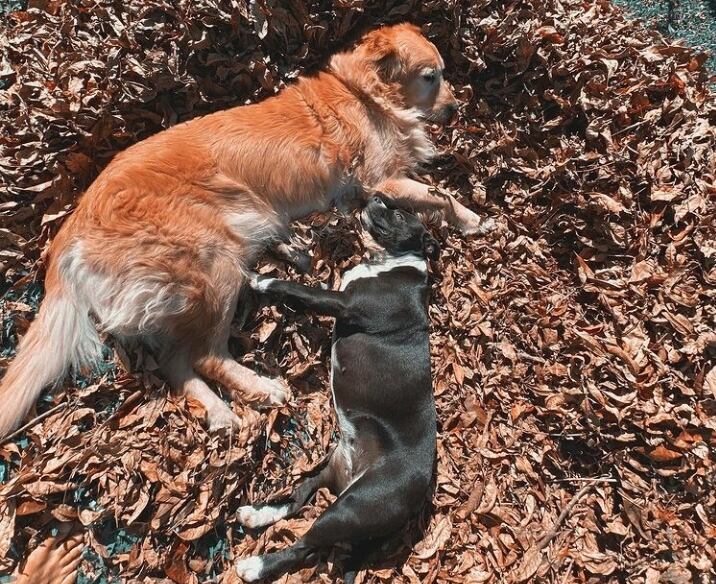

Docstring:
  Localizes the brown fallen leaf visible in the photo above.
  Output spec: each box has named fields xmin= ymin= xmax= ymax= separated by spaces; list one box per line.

xmin=646 ymin=445 xmax=683 ymax=463
xmin=413 ymin=515 xmax=452 ymax=560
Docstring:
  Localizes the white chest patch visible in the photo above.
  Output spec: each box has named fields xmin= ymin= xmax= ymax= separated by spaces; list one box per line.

xmin=339 ymin=253 xmax=427 ymax=291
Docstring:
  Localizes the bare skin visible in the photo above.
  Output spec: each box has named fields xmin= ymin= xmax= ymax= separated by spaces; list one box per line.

xmin=13 ymin=524 xmax=83 ymax=584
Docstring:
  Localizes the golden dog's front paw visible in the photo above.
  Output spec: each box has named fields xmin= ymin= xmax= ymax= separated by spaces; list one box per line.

xmin=459 ymin=210 xmax=496 ymax=236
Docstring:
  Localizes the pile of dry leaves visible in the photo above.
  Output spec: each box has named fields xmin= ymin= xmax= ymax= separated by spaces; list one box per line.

xmin=1 ymin=0 xmax=715 ymax=582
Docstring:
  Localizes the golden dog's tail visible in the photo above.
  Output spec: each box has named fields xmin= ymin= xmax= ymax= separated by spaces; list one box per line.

xmin=0 ymin=284 xmax=102 ymax=439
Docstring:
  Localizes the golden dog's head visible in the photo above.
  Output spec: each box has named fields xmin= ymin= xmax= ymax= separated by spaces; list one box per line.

xmin=331 ymin=23 xmax=458 ymax=123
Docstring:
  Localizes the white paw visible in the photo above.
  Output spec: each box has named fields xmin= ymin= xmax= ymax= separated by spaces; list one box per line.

xmin=255 ymin=376 xmax=291 ymax=407
xmin=206 ymin=407 xmax=241 ymax=432
xmin=237 ymin=504 xmax=290 ymax=528
xmin=235 ymin=556 xmax=265 ymax=582
xmin=237 ymin=505 xmax=260 ymax=528
xmin=248 ymin=273 xmax=274 ymax=293
xmin=460 ymin=212 xmax=496 ymax=236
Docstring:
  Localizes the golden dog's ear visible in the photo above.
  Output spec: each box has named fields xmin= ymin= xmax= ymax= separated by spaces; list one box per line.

xmin=363 ymin=30 xmax=402 ymax=81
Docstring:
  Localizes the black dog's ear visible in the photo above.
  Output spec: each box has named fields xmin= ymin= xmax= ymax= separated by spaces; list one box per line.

xmin=422 ymin=232 xmax=440 ymax=260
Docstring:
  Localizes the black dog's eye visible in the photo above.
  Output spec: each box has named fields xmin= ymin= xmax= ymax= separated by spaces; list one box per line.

xmin=422 ymin=71 xmax=436 ymax=83
xmin=395 ymin=212 xmax=404 ymax=221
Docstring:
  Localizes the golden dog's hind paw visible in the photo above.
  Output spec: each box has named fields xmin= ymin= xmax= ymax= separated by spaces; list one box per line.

xmin=254 ymin=376 xmax=291 ymax=407
xmin=206 ymin=406 xmax=242 ymax=432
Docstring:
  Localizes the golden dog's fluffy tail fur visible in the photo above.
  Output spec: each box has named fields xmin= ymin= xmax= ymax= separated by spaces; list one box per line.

xmin=0 ymin=283 xmax=102 ymax=439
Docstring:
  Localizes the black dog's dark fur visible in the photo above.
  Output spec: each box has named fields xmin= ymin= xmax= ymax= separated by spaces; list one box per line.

xmin=235 ymin=197 xmax=438 ymax=582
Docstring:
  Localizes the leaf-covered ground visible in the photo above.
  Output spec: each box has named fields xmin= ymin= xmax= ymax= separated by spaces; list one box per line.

xmin=1 ymin=1 xmax=715 ymax=582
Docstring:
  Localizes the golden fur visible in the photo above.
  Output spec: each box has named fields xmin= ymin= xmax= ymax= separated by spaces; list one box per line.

xmin=0 ymin=23 xmax=490 ymax=436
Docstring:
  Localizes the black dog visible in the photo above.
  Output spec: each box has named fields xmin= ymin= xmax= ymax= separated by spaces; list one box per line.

xmin=234 ymin=197 xmax=438 ymax=582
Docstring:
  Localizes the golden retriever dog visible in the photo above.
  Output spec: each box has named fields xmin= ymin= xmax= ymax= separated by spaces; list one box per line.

xmin=0 ymin=23 xmax=491 ymax=437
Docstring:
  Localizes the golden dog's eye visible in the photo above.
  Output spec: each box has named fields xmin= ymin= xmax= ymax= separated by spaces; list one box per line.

xmin=422 ymin=71 xmax=436 ymax=83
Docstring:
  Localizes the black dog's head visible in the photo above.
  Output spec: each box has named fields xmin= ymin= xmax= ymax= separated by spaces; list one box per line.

xmin=361 ymin=196 xmax=440 ymax=260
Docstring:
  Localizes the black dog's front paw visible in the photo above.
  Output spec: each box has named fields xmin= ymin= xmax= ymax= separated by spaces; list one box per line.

xmin=248 ymin=272 xmax=276 ymax=294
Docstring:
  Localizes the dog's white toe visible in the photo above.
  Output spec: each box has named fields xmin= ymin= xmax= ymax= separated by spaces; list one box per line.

xmin=206 ymin=407 xmax=241 ymax=432
xmin=235 ymin=556 xmax=264 ymax=582
xmin=256 ymin=377 xmax=291 ymax=406
xmin=461 ymin=213 xmax=495 ymax=236
xmin=237 ymin=504 xmax=290 ymax=528
xmin=249 ymin=274 xmax=275 ymax=293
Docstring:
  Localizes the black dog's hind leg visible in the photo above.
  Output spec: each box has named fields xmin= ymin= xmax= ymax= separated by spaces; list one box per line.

xmin=342 ymin=538 xmax=385 ymax=584
xmin=235 ymin=464 xmax=411 ymax=582
xmin=236 ymin=449 xmax=339 ymax=529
